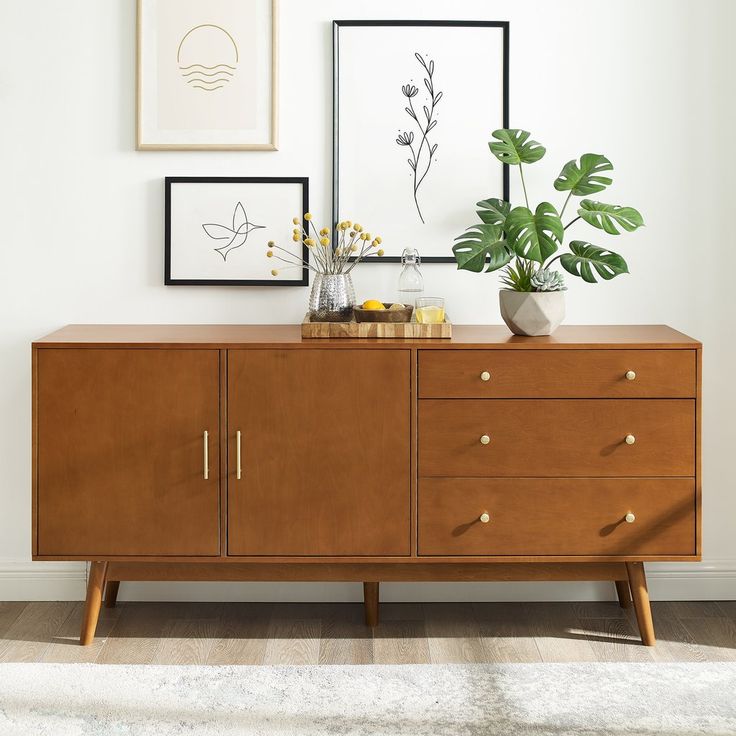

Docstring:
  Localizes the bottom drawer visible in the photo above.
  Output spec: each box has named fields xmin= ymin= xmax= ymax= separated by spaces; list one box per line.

xmin=418 ymin=478 xmax=695 ymax=556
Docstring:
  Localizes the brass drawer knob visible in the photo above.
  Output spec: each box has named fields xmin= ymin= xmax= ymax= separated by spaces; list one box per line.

xmin=480 ymin=371 xmax=491 ymax=382
xmin=625 ymin=434 xmax=636 ymax=445
xmin=479 ymin=512 xmax=491 ymax=523
xmin=480 ymin=434 xmax=491 ymax=445
xmin=625 ymin=370 xmax=637 ymax=381
xmin=625 ymin=512 xmax=636 ymax=524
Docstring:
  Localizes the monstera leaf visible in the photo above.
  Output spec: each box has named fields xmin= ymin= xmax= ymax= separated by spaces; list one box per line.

xmin=578 ymin=200 xmax=644 ymax=235
xmin=452 ymin=224 xmax=511 ymax=273
xmin=560 ymin=241 xmax=629 ymax=283
xmin=554 ymin=154 xmax=613 ymax=196
xmin=505 ymin=202 xmax=563 ymax=263
xmin=476 ymin=198 xmax=511 ymax=228
xmin=489 ymin=129 xmax=546 ymax=165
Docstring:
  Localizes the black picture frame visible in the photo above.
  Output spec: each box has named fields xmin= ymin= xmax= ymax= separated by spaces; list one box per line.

xmin=332 ymin=20 xmax=510 ymax=263
xmin=165 ymin=176 xmax=310 ymax=286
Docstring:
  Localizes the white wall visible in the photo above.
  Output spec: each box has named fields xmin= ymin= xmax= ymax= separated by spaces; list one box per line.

xmin=1 ymin=0 xmax=734 ymax=602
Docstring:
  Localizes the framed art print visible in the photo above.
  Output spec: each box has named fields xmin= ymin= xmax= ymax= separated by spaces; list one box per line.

xmin=137 ymin=0 xmax=278 ymax=150
xmin=333 ymin=20 xmax=509 ymax=262
xmin=165 ymin=177 xmax=308 ymax=286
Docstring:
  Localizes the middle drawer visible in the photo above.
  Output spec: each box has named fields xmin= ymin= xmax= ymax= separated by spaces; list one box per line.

xmin=419 ymin=399 xmax=695 ymax=477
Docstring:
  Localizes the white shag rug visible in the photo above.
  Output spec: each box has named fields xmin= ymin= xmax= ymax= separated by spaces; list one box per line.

xmin=1 ymin=662 xmax=735 ymax=735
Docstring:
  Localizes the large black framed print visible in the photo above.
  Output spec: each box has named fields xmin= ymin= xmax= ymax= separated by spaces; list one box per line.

xmin=333 ymin=20 xmax=509 ymax=263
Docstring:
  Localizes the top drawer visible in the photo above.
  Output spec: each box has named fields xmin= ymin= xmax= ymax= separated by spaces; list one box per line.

xmin=419 ymin=349 xmax=696 ymax=399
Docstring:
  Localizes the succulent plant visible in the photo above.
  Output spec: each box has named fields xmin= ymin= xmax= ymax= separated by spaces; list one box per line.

xmin=531 ymin=268 xmax=567 ymax=292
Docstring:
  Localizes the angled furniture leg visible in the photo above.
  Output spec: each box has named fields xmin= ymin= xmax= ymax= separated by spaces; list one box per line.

xmin=615 ymin=579 xmax=632 ymax=609
xmin=80 ymin=561 xmax=108 ymax=646
xmin=363 ymin=582 xmax=379 ymax=627
xmin=104 ymin=580 xmax=120 ymax=608
xmin=626 ymin=561 xmax=656 ymax=646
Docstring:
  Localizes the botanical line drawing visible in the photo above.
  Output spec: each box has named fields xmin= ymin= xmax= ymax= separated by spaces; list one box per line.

xmin=202 ymin=202 xmax=264 ymax=261
xmin=177 ymin=24 xmax=239 ymax=91
xmin=396 ymin=53 xmax=443 ymax=223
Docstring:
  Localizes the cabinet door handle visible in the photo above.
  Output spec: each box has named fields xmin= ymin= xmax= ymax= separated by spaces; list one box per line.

xmin=236 ymin=430 xmax=242 ymax=480
xmin=625 ymin=434 xmax=636 ymax=445
xmin=203 ymin=430 xmax=209 ymax=480
xmin=480 ymin=371 xmax=491 ymax=382
xmin=625 ymin=512 xmax=636 ymax=523
xmin=479 ymin=512 xmax=491 ymax=523
xmin=480 ymin=434 xmax=491 ymax=445
xmin=625 ymin=370 xmax=637 ymax=381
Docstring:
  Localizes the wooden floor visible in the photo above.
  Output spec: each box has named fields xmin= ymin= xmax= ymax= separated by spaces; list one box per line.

xmin=0 ymin=601 xmax=734 ymax=665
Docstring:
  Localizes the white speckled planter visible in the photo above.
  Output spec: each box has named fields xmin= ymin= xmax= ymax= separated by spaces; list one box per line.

xmin=499 ymin=290 xmax=566 ymax=336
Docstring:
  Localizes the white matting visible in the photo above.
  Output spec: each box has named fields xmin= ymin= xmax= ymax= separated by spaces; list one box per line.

xmin=1 ymin=662 xmax=735 ymax=735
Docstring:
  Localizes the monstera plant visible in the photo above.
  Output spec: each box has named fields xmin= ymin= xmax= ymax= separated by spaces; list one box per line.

xmin=452 ymin=129 xmax=644 ymax=335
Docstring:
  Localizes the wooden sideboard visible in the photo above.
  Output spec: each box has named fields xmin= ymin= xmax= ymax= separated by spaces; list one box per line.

xmin=32 ymin=324 xmax=701 ymax=646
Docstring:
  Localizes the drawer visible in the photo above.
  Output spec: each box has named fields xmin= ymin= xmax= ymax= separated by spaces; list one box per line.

xmin=418 ymin=478 xmax=696 ymax=556
xmin=419 ymin=399 xmax=694 ymax=477
xmin=418 ymin=349 xmax=696 ymax=398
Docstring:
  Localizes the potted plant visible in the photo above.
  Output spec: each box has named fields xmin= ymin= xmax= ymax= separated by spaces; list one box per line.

xmin=452 ymin=129 xmax=644 ymax=336
xmin=266 ymin=213 xmax=385 ymax=321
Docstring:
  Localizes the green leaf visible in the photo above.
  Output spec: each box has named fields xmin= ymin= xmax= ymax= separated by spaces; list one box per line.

xmin=578 ymin=199 xmax=644 ymax=235
xmin=452 ymin=224 xmax=512 ymax=273
xmin=489 ymin=129 xmax=546 ymax=165
xmin=476 ymin=198 xmax=511 ymax=228
xmin=560 ymin=241 xmax=629 ymax=283
xmin=506 ymin=202 xmax=564 ymax=263
xmin=554 ymin=153 xmax=613 ymax=196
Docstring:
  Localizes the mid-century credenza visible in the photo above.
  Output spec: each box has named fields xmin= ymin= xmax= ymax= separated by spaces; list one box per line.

xmin=31 ymin=324 xmax=701 ymax=646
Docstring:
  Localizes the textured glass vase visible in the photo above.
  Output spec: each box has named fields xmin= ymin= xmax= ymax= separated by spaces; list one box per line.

xmin=308 ymin=273 xmax=356 ymax=322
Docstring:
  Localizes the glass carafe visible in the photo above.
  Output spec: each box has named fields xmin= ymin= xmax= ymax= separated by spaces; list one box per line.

xmin=397 ymin=248 xmax=424 ymax=307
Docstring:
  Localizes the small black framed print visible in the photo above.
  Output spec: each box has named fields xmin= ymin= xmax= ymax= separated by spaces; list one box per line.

xmin=165 ymin=176 xmax=309 ymax=286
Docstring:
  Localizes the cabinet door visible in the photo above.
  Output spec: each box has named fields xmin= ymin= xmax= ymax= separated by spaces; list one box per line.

xmin=36 ymin=349 xmax=220 ymax=556
xmin=228 ymin=349 xmax=410 ymax=556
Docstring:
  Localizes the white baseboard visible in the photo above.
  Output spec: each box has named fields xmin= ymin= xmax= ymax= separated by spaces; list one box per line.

xmin=1 ymin=559 xmax=734 ymax=602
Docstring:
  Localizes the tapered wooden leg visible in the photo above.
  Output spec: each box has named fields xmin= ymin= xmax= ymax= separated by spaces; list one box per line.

xmin=104 ymin=580 xmax=120 ymax=608
xmin=80 ymin=561 xmax=108 ymax=646
xmin=615 ymin=579 xmax=632 ymax=609
xmin=626 ymin=561 xmax=655 ymax=646
xmin=363 ymin=582 xmax=379 ymax=627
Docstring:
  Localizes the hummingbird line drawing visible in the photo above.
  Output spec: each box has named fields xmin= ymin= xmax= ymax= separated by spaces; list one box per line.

xmin=202 ymin=202 xmax=264 ymax=261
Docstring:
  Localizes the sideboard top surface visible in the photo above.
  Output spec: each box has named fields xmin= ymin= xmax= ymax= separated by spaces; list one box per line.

xmin=33 ymin=324 xmax=700 ymax=349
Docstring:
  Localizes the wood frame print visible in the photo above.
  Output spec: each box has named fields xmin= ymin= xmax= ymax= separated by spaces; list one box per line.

xmin=165 ymin=177 xmax=309 ymax=286
xmin=333 ymin=20 xmax=509 ymax=263
xmin=137 ymin=0 xmax=279 ymax=150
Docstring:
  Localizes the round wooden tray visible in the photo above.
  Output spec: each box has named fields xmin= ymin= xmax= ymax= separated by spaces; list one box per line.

xmin=353 ymin=303 xmax=414 ymax=323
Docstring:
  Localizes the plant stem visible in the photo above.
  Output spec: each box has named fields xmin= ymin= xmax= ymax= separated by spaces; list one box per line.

xmin=544 ymin=254 xmax=562 ymax=268
xmin=564 ymin=215 xmax=581 ymax=230
xmin=519 ymin=164 xmax=530 ymax=209
xmin=560 ymin=191 xmax=573 ymax=218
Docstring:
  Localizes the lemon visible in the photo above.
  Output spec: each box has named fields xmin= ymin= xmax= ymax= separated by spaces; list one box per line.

xmin=388 ymin=303 xmax=405 ymax=311
xmin=362 ymin=299 xmax=385 ymax=310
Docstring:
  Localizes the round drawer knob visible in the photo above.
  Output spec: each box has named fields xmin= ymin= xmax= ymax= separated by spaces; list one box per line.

xmin=480 ymin=434 xmax=491 ymax=445
xmin=625 ymin=434 xmax=636 ymax=445
xmin=625 ymin=512 xmax=636 ymax=524
xmin=479 ymin=512 xmax=491 ymax=524
xmin=625 ymin=370 xmax=637 ymax=381
xmin=480 ymin=371 xmax=491 ymax=382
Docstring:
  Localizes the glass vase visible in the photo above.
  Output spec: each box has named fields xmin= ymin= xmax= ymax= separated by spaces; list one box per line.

xmin=308 ymin=273 xmax=356 ymax=322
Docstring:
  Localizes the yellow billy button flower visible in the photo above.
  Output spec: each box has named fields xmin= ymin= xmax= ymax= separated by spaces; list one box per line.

xmin=360 ymin=233 xmax=367 ymax=241
xmin=320 ymin=237 xmax=329 ymax=246
xmin=267 ymin=240 xmax=275 ymax=247
xmin=351 ymin=244 xmax=358 ymax=252
xmin=305 ymin=238 xmax=315 ymax=246
xmin=377 ymin=249 xmax=385 ymax=257
xmin=374 ymin=236 xmax=382 ymax=245
xmin=271 ymin=269 xmax=279 ymax=276
xmin=267 ymin=250 xmax=274 ymax=258
xmin=371 ymin=240 xmax=378 ymax=247
xmin=349 ymin=231 xmax=356 ymax=238
xmin=344 ymin=220 xmax=352 ymax=228
xmin=292 ymin=234 xmax=300 ymax=242
xmin=292 ymin=217 xmax=300 ymax=225
xmin=363 ymin=232 xmax=371 ymax=240
xmin=304 ymin=212 xmax=312 ymax=221
xmin=354 ymin=223 xmax=362 ymax=232
xmin=319 ymin=227 xmax=329 ymax=236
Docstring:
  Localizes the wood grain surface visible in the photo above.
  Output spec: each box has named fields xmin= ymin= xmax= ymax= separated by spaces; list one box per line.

xmin=419 ymin=399 xmax=695 ymax=477
xmin=418 ymin=478 xmax=695 ymax=556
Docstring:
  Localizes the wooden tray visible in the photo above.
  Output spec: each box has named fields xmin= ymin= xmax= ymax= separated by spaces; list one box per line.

xmin=301 ymin=313 xmax=452 ymax=339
